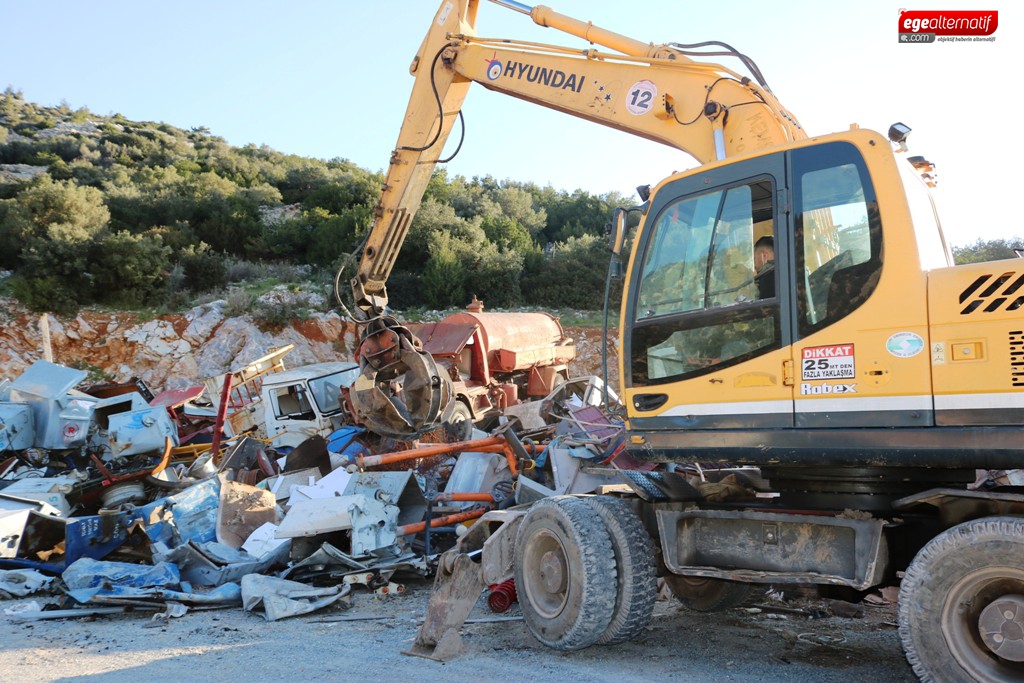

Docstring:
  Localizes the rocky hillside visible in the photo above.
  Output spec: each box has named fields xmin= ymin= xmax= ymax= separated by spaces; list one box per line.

xmin=0 ymin=297 xmax=618 ymax=392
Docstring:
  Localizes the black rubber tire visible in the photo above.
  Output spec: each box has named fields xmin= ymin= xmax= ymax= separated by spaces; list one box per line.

xmin=583 ymin=496 xmax=657 ymax=644
xmin=444 ymin=401 xmax=474 ymax=441
xmin=664 ymin=575 xmax=758 ymax=612
xmin=514 ymin=496 xmax=618 ymax=650
xmin=898 ymin=516 xmax=1024 ymax=683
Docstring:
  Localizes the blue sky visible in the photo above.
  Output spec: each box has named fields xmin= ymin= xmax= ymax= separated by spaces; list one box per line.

xmin=1 ymin=0 xmax=1020 ymax=247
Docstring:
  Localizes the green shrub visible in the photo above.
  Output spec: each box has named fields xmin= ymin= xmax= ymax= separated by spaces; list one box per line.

xmin=225 ymin=258 xmax=273 ymax=283
xmin=953 ymin=237 xmax=1022 ymax=264
xmin=89 ymin=230 xmax=172 ymax=307
xmin=222 ymin=287 xmax=256 ymax=317
xmin=522 ymin=234 xmax=610 ymax=309
xmin=9 ymin=274 xmax=81 ymax=315
xmin=464 ymin=245 xmax=523 ymax=308
xmin=179 ymin=243 xmax=227 ymax=292
xmin=306 ymin=207 xmax=367 ymax=267
xmin=422 ymin=233 xmax=467 ymax=309
xmin=251 ymin=298 xmax=310 ymax=328
xmin=382 ymin=271 xmax=427 ymax=308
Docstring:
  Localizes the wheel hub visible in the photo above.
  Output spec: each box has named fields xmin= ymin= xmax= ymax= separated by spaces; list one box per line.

xmin=978 ymin=595 xmax=1024 ymax=662
xmin=539 ymin=550 xmax=567 ymax=594
xmin=523 ymin=529 xmax=571 ymax=619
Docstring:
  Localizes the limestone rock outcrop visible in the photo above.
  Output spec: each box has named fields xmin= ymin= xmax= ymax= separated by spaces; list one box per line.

xmin=0 ymin=297 xmax=615 ymax=392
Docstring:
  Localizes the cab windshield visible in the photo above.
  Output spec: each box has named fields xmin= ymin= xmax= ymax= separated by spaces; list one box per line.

xmin=308 ymin=367 xmax=360 ymax=414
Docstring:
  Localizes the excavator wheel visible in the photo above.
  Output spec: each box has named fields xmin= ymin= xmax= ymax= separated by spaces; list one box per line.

xmin=513 ymin=496 xmax=617 ymax=651
xmin=582 ymin=496 xmax=657 ymax=644
xmin=664 ymin=575 xmax=758 ymax=612
xmin=898 ymin=517 xmax=1024 ymax=683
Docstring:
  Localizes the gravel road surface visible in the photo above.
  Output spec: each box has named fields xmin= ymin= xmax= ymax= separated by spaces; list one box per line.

xmin=1 ymin=580 xmax=917 ymax=683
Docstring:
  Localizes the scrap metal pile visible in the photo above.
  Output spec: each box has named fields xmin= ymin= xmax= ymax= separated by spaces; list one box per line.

xmin=0 ymin=355 xmax=667 ymax=625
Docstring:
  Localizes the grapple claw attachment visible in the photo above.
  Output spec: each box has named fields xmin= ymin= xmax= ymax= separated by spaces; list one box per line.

xmin=349 ymin=316 xmax=454 ymax=439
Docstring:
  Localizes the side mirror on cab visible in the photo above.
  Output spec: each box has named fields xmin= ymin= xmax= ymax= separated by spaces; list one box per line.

xmin=610 ymin=207 xmax=627 ymax=256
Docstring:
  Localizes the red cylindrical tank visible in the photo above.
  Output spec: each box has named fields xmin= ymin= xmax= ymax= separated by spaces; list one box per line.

xmin=442 ymin=311 xmax=568 ymax=372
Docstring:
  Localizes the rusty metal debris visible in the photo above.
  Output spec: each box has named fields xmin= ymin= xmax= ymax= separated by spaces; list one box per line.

xmin=408 ymin=304 xmax=576 ymax=427
xmin=404 ymin=550 xmax=486 ymax=662
xmin=0 ymin=349 xmax=710 ymax=636
xmin=0 ymin=568 xmax=52 ymax=597
xmin=241 ymin=574 xmax=350 ymax=621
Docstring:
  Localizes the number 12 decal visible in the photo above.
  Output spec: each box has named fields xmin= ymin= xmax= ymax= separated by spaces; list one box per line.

xmin=627 ymin=80 xmax=658 ymax=115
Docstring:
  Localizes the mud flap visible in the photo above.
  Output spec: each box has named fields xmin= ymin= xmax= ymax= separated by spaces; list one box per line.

xmin=402 ymin=550 xmax=485 ymax=662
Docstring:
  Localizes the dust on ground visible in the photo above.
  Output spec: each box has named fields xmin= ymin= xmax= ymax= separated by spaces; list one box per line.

xmin=1 ymin=581 xmax=915 ymax=683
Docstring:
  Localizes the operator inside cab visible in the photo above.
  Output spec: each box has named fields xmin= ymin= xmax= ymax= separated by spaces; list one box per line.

xmin=754 ymin=235 xmax=775 ymax=299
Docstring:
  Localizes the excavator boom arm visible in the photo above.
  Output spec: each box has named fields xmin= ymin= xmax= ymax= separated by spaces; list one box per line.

xmin=351 ymin=0 xmax=803 ymax=315
xmin=351 ymin=0 xmax=479 ymax=313
xmin=450 ymin=37 xmax=800 ymax=163
xmin=346 ymin=0 xmax=804 ymax=439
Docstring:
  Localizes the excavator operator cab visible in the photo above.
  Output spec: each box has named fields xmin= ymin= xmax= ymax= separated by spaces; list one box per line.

xmin=624 ymin=132 xmax=887 ymax=429
xmin=632 ymin=176 xmax=780 ymax=380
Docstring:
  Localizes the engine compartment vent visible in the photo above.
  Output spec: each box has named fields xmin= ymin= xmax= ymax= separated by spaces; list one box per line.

xmin=1011 ymin=330 xmax=1024 ymax=387
xmin=960 ymin=272 xmax=1024 ymax=315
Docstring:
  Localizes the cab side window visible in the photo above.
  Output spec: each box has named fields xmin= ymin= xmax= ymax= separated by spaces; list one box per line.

xmin=631 ymin=178 xmax=779 ymax=385
xmin=274 ymin=386 xmax=313 ymax=418
xmin=793 ymin=142 xmax=882 ymax=337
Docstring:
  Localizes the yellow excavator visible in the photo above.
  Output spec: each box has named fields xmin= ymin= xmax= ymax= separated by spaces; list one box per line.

xmin=343 ymin=2 xmax=1024 ymax=680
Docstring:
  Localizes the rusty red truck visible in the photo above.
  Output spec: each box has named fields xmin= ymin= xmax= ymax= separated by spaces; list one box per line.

xmin=410 ymin=299 xmax=575 ymax=435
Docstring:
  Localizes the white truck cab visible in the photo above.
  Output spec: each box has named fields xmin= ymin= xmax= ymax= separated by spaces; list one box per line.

xmin=260 ymin=362 xmax=359 ymax=449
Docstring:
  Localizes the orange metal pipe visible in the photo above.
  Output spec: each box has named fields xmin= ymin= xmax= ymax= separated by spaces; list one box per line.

xmin=464 ymin=442 xmax=544 ymax=455
xmin=90 ymin=454 xmax=116 ymax=481
xmin=356 ymin=434 xmax=544 ymax=475
xmin=170 ymin=443 xmax=209 ymax=460
xmin=503 ymin=446 xmax=518 ymax=475
xmin=149 ymin=437 xmax=174 ymax=476
xmin=434 ymin=492 xmax=495 ymax=503
xmin=398 ymin=508 xmax=486 ymax=536
xmin=357 ymin=436 xmax=506 ymax=468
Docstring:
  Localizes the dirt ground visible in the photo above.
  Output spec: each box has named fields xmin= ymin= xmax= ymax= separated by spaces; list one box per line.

xmin=1 ymin=579 xmax=916 ymax=683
